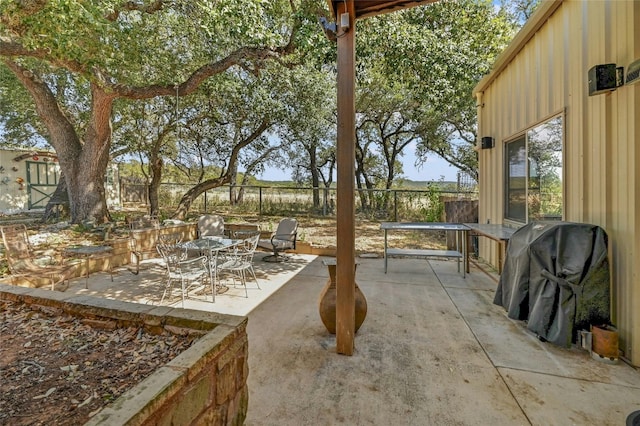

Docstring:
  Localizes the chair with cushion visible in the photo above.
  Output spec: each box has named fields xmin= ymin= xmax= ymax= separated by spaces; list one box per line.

xmin=1 ymin=224 xmax=76 ymax=291
xmin=258 ymin=218 xmax=298 ymax=262
xmin=197 ymin=214 xmax=225 ymax=239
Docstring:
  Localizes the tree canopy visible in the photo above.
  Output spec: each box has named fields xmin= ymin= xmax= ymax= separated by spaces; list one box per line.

xmin=355 ymin=0 xmax=515 ymax=184
xmin=1 ymin=0 xmax=521 ymax=221
xmin=0 ymin=0 xmax=324 ymax=222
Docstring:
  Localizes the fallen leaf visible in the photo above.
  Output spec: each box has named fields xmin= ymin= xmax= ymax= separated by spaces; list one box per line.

xmin=33 ymin=387 xmax=56 ymax=400
xmin=60 ymin=365 xmax=79 ymax=372
xmin=77 ymin=395 xmax=93 ymax=408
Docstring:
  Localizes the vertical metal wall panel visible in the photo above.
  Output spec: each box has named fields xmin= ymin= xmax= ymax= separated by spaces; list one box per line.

xmin=626 ymin=1 xmax=640 ymax=366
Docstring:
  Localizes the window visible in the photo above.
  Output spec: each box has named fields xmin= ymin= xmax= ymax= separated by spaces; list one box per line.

xmin=505 ymin=115 xmax=563 ymax=223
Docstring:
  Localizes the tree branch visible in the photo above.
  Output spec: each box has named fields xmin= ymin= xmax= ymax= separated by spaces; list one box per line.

xmin=105 ymin=0 xmax=166 ymax=21
xmin=2 ymin=58 xmax=81 ymax=153
xmin=0 ymin=37 xmax=89 ymax=75
xmin=110 ymin=46 xmax=285 ymax=99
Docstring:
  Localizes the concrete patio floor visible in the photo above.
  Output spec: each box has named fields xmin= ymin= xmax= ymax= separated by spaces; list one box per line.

xmin=61 ymin=251 xmax=317 ymax=316
xmin=23 ymin=253 xmax=640 ymax=425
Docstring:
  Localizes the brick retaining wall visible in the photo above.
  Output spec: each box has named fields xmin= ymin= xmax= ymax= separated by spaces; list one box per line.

xmin=0 ymin=284 xmax=249 ymax=426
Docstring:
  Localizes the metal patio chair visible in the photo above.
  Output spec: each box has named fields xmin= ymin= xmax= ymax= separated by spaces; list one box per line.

xmin=257 ymin=218 xmax=298 ymax=262
xmin=217 ymin=232 xmax=261 ymax=297
xmin=156 ymin=239 xmax=212 ymax=307
xmin=197 ymin=214 xmax=225 ymax=239
xmin=1 ymin=224 xmax=76 ymax=291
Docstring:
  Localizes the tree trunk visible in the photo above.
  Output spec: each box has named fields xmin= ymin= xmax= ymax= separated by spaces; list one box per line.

xmin=237 ymin=173 xmax=251 ymax=204
xmin=354 ymin=138 xmax=370 ymax=212
xmin=66 ymin=86 xmax=113 ymax=223
xmin=228 ymin=161 xmax=238 ymax=205
xmin=65 ymin=157 xmax=111 ymax=223
xmin=5 ymin=61 xmax=112 ymax=224
xmin=172 ymin=175 xmax=231 ymax=220
xmin=41 ymin=173 xmax=69 ymax=222
xmin=148 ymin=155 xmax=162 ymax=217
xmin=355 ymin=171 xmax=367 ymax=212
xmin=308 ymin=148 xmax=320 ymax=209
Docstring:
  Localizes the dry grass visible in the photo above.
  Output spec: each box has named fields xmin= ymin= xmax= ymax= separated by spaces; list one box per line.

xmin=293 ymin=216 xmax=445 ymax=254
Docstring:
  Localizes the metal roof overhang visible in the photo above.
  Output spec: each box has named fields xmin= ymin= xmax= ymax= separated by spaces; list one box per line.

xmin=326 ymin=0 xmax=438 ymax=20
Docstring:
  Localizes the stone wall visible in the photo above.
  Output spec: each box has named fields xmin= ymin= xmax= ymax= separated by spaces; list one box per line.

xmin=0 ymin=284 xmax=249 ymax=426
xmin=128 ymin=223 xmax=199 ymax=263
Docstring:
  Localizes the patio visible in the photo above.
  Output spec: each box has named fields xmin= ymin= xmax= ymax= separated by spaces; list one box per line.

xmin=60 ymin=251 xmax=317 ymax=317
xmin=7 ymin=253 xmax=640 ymax=425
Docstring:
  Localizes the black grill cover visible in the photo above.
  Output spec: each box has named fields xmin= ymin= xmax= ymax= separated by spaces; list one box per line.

xmin=494 ymin=221 xmax=611 ymax=347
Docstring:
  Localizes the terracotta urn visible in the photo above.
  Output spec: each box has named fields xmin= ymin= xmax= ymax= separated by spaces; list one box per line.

xmin=318 ymin=259 xmax=367 ymax=334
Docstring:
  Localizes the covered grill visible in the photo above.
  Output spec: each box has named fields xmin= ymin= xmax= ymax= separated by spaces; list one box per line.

xmin=494 ymin=221 xmax=611 ymax=347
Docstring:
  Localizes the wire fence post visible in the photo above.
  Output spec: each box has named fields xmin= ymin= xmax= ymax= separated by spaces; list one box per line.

xmin=394 ymin=190 xmax=398 ymax=222
xmin=322 ymin=187 xmax=328 ymax=216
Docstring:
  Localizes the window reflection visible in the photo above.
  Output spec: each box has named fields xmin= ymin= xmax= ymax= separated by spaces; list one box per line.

xmin=527 ymin=116 xmax=563 ymax=221
xmin=505 ymin=137 xmax=526 ymax=221
xmin=504 ymin=115 xmax=563 ymax=223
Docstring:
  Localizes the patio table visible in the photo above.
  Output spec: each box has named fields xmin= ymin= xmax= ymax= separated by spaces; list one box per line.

xmin=380 ymin=222 xmax=469 ymax=277
xmin=63 ymin=245 xmax=113 ymax=288
xmin=179 ymin=238 xmax=241 ymax=298
xmin=463 ymin=223 xmax=518 ymax=278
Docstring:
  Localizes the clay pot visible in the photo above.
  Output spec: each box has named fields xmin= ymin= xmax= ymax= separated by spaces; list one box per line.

xmin=318 ymin=260 xmax=367 ymax=334
xmin=591 ymin=324 xmax=618 ymax=362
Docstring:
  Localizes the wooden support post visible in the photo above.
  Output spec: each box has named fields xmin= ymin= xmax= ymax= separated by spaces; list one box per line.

xmin=335 ymin=0 xmax=356 ymax=356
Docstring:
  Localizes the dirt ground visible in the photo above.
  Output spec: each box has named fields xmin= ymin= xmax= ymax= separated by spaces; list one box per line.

xmin=0 ymin=300 xmax=198 ymax=425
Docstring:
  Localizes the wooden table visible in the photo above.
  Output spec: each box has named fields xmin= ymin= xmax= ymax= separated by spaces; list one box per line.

xmin=463 ymin=223 xmax=517 ymax=277
xmin=380 ymin=222 xmax=469 ymax=277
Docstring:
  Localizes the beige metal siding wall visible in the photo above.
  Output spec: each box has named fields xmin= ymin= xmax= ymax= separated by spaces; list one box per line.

xmin=476 ymin=0 xmax=640 ymax=365
xmin=477 ymin=6 xmax=568 ymax=266
xmin=607 ymin=2 xmax=640 ymax=367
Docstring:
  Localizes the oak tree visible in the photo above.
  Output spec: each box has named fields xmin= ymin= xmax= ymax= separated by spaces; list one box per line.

xmin=0 ymin=0 xmax=314 ymax=223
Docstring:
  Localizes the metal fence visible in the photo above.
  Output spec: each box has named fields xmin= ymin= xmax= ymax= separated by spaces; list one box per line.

xmin=121 ymin=180 xmax=478 ymax=222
